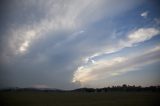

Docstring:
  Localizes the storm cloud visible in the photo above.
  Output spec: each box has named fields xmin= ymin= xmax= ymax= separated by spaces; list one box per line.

xmin=0 ymin=0 xmax=160 ymax=89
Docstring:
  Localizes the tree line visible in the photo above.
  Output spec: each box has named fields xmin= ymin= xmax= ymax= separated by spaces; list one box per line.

xmin=73 ymin=84 xmax=160 ymax=92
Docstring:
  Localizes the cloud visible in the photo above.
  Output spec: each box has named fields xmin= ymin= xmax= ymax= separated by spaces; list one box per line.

xmin=141 ymin=11 xmax=149 ymax=18
xmin=84 ymin=27 xmax=160 ymax=63
xmin=72 ymin=45 xmax=160 ymax=86
xmin=127 ymin=28 xmax=159 ymax=44
xmin=3 ymin=0 xmax=106 ymax=56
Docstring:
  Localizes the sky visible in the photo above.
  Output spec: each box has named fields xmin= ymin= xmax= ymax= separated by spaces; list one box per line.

xmin=0 ymin=0 xmax=160 ymax=90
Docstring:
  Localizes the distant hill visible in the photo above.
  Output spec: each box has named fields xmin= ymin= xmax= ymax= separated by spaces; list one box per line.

xmin=1 ymin=85 xmax=160 ymax=92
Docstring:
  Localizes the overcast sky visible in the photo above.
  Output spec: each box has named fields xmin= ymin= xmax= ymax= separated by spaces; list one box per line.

xmin=0 ymin=0 xmax=160 ymax=89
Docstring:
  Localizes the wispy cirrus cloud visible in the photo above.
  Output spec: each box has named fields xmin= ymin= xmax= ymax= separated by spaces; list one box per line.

xmin=84 ymin=27 xmax=160 ymax=64
xmin=4 ymin=0 xmax=107 ymax=56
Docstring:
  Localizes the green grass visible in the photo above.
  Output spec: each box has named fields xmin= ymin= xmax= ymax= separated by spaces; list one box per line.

xmin=0 ymin=91 xmax=159 ymax=106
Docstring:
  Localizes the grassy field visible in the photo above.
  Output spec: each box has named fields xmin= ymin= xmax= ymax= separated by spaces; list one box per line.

xmin=0 ymin=91 xmax=159 ymax=106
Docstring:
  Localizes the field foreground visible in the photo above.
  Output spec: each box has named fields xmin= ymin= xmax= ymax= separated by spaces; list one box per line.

xmin=0 ymin=91 xmax=160 ymax=106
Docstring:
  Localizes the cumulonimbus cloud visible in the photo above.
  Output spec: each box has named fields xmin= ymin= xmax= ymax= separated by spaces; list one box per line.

xmin=72 ymin=45 xmax=160 ymax=85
